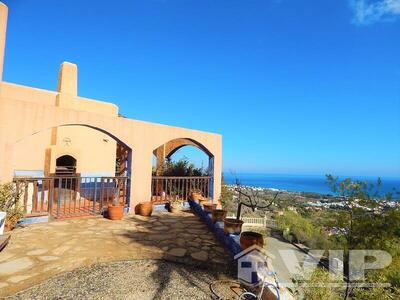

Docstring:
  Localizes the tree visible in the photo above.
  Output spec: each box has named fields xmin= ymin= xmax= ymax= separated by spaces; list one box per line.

xmin=326 ymin=175 xmax=400 ymax=299
xmin=233 ymin=178 xmax=282 ymax=219
xmin=155 ymin=157 xmax=207 ymax=177
xmin=296 ymin=267 xmax=341 ymax=300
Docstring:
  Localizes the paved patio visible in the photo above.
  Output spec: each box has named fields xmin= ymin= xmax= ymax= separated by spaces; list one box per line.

xmin=0 ymin=211 xmax=231 ymax=297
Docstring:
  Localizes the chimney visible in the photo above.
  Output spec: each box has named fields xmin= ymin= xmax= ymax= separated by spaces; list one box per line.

xmin=0 ymin=2 xmax=7 ymax=82
xmin=57 ymin=62 xmax=78 ymax=96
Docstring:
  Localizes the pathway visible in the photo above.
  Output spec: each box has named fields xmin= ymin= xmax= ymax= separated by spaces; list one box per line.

xmin=0 ymin=211 xmax=231 ymax=297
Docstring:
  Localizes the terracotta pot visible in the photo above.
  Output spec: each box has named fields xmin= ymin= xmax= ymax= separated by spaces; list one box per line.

xmin=191 ymin=191 xmax=202 ymax=201
xmin=138 ymin=201 xmax=153 ymax=217
xmin=108 ymin=205 xmax=124 ymax=220
xmin=203 ymin=203 xmax=217 ymax=213
xmin=169 ymin=203 xmax=181 ymax=213
xmin=199 ymin=198 xmax=209 ymax=206
xmin=240 ymin=231 xmax=264 ymax=250
xmin=212 ymin=209 xmax=227 ymax=222
xmin=223 ymin=218 xmax=244 ymax=235
xmin=4 ymin=223 xmax=14 ymax=232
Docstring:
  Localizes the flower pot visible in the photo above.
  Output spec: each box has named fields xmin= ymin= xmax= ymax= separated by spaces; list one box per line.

xmin=240 ymin=231 xmax=264 ymax=250
xmin=169 ymin=203 xmax=181 ymax=213
xmin=4 ymin=223 xmax=14 ymax=232
xmin=138 ymin=201 xmax=153 ymax=217
xmin=190 ymin=191 xmax=202 ymax=201
xmin=203 ymin=203 xmax=217 ymax=213
xmin=223 ymin=218 xmax=244 ymax=235
xmin=107 ymin=205 xmax=124 ymax=220
xmin=212 ymin=209 xmax=227 ymax=222
xmin=199 ymin=198 xmax=209 ymax=206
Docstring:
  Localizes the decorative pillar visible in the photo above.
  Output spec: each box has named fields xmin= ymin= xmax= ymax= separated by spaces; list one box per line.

xmin=130 ymin=147 xmax=153 ymax=213
xmin=211 ymin=137 xmax=222 ymax=203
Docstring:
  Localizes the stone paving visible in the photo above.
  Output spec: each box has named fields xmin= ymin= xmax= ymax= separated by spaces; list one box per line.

xmin=0 ymin=211 xmax=231 ymax=297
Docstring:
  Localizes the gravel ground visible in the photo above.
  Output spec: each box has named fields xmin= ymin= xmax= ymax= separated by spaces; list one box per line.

xmin=6 ymin=260 xmax=236 ymax=300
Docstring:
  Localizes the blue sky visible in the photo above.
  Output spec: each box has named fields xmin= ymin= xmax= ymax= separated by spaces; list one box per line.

xmin=2 ymin=0 xmax=400 ymax=177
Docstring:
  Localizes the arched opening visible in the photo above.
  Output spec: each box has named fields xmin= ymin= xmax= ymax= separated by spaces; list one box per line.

xmin=151 ymin=138 xmax=214 ymax=204
xmin=55 ymin=155 xmax=77 ymax=176
xmin=12 ymin=124 xmax=132 ymax=219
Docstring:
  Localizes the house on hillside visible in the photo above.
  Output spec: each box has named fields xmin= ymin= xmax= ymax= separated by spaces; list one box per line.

xmin=0 ymin=2 xmax=222 ymax=220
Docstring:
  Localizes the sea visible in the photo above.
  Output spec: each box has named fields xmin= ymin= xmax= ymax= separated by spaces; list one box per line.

xmin=223 ymin=173 xmax=400 ymax=197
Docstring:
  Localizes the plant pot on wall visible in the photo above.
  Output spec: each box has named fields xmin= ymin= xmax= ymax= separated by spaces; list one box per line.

xmin=223 ymin=218 xmax=244 ymax=235
xmin=190 ymin=191 xmax=202 ymax=201
xmin=199 ymin=198 xmax=209 ymax=207
xmin=203 ymin=203 xmax=217 ymax=213
xmin=169 ymin=203 xmax=181 ymax=213
xmin=138 ymin=201 xmax=153 ymax=217
xmin=240 ymin=231 xmax=264 ymax=250
xmin=108 ymin=205 xmax=124 ymax=220
xmin=212 ymin=209 xmax=227 ymax=222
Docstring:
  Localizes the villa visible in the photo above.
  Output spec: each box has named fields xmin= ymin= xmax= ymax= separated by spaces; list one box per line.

xmin=0 ymin=3 xmax=222 ymax=219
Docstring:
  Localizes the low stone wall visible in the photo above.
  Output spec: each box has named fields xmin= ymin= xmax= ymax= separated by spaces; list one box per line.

xmin=188 ymin=200 xmax=241 ymax=256
xmin=189 ymin=200 xmax=296 ymax=300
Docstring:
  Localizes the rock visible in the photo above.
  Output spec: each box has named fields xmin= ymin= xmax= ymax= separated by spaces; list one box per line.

xmin=49 ymin=221 xmax=69 ymax=226
xmin=38 ymin=256 xmax=59 ymax=262
xmin=147 ymin=234 xmax=176 ymax=241
xmin=0 ymin=282 xmax=9 ymax=288
xmin=167 ymin=248 xmax=187 ymax=257
xmin=27 ymin=249 xmax=48 ymax=256
xmin=213 ymin=246 xmax=226 ymax=253
xmin=175 ymin=238 xmax=186 ymax=247
xmin=191 ymin=251 xmax=208 ymax=261
xmin=7 ymin=275 xmax=32 ymax=283
xmin=152 ymin=226 xmax=167 ymax=231
xmin=0 ymin=257 xmax=34 ymax=276
xmin=211 ymin=257 xmax=227 ymax=264
xmin=187 ymin=241 xmax=201 ymax=248
xmin=0 ymin=253 xmax=15 ymax=263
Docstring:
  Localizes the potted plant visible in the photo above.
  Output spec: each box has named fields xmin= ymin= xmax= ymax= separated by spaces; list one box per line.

xmin=240 ymin=231 xmax=264 ymax=250
xmin=108 ymin=195 xmax=124 ymax=221
xmin=190 ymin=189 xmax=202 ymax=202
xmin=203 ymin=203 xmax=217 ymax=213
xmin=211 ymin=208 xmax=227 ymax=222
xmin=169 ymin=197 xmax=183 ymax=213
xmin=223 ymin=217 xmax=244 ymax=234
xmin=137 ymin=201 xmax=153 ymax=217
xmin=198 ymin=197 xmax=209 ymax=206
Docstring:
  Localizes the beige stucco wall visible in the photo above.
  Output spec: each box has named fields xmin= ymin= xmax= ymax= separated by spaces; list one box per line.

xmin=52 ymin=126 xmax=117 ymax=175
xmin=0 ymin=2 xmax=222 ymax=210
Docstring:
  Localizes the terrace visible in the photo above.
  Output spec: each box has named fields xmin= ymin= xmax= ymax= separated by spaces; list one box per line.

xmin=0 ymin=211 xmax=231 ymax=297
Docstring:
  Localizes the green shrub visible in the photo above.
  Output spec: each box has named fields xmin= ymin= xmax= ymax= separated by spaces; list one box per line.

xmin=297 ymin=267 xmax=341 ymax=300
xmin=276 ymin=211 xmax=332 ymax=249
xmin=155 ymin=157 xmax=207 ymax=176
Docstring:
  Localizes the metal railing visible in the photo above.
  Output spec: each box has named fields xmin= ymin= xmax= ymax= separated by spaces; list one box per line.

xmin=13 ymin=176 xmax=128 ymax=219
xmin=151 ymin=176 xmax=211 ymax=203
xmin=227 ymin=215 xmax=277 ymax=228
